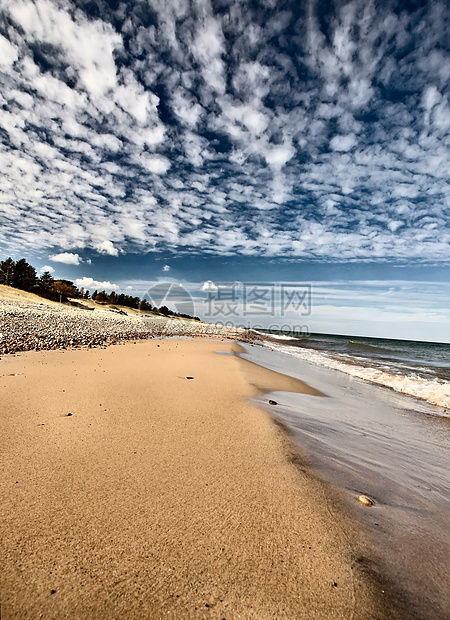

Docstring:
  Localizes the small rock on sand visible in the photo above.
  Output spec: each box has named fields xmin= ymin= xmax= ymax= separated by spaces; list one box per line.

xmin=269 ymin=400 xmax=278 ymax=405
xmin=358 ymin=495 xmax=374 ymax=506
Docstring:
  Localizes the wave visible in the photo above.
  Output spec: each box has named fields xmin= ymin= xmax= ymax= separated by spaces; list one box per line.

xmin=253 ymin=330 xmax=298 ymax=341
xmin=346 ymin=341 xmax=396 ymax=355
xmin=264 ymin=340 xmax=450 ymax=411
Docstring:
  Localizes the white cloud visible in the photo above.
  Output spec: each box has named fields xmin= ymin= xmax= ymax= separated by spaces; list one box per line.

xmin=330 ymin=134 xmax=357 ymax=152
xmin=163 ymin=265 xmax=171 ymax=271
xmin=9 ymin=0 xmax=122 ymax=100
xmin=202 ymin=280 xmax=218 ymax=292
xmin=263 ymin=143 xmax=296 ymax=169
xmin=172 ymin=88 xmax=203 ymax=128
xmin=0 ymin=0 xmax=449 ymax=263
xmin=40 ymin=264 xmax=55 ymax=273
xmin=0 ymin=34 xmax=18 ymax=67
xmin=394 ymin=184 xmax=419 ymax=199
xmin=139 ymin=155 xmax=171 ymax=175
xmin=95 ymin=241 xmax=119 ymax=256
xmin=49 ymin=252 xmax=82 ymax=265
xmin=193 ymin=16 xmax=226 ymax=96
xmin=388 ymin=220 xmax=404 ymax=233
xmin=74 ymin=277 xmax=119 ymax=291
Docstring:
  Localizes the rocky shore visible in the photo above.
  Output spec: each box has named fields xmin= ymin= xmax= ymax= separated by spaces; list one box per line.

xmin=0 ymin=299 xmax=260 ymax=355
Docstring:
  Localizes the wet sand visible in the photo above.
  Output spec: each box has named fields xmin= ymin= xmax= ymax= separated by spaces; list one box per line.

xmin=1 ymin=339 xmax=406 ymax=619
xmin=239 ymin=342 xmax=450 ymax=620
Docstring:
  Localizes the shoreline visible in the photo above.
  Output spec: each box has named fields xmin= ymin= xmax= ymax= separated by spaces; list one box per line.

xmin=260 ymin=335 xmax=450 ymax=413
xmin=0 ymin=339 xmax=408 ymax=619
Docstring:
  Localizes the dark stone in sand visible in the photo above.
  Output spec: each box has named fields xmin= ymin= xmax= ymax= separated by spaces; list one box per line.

xmin=269 ymin=400 xmax=278 ymax=405
xmin=66 ymin=413 xmax=72 ymax=416
xmin=186 ymin=376 xmax=194 ymax=380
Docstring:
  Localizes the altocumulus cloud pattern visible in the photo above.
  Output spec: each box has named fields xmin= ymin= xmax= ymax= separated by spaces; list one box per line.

xmin=0 ymin=0 xmax=449 ymax=261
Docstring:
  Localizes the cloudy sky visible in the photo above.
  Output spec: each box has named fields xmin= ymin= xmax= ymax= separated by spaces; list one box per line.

xmin=0 ymin=0 xmax=449 ymax=340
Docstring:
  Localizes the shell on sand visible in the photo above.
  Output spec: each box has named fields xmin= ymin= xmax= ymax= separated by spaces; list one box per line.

xmin=358 ymin=495 xmax=374 ymax=507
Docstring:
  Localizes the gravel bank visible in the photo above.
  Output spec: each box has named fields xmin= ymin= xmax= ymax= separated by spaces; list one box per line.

xmin=0 ymin=299 xmax=260 ymax=354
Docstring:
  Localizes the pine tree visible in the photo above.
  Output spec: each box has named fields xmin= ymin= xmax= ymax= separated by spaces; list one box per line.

xmin=0 ymin=257 xmax=15 ymax=286
xmin=108 ymin=291 xmax=118 ymax=304
xmin=94 ymin=290 xmax=107 ymax=303
xmin=39 ymin=271 xmax=54 ymax=291
xmin=12 ymin=259 xmax=37 ymax=291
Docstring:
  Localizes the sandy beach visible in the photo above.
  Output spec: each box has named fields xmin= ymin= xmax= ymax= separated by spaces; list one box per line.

xmin=1 ymin=339 xmax=407 ymax=619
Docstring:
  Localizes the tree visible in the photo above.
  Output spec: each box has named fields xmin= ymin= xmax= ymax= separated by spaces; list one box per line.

xmin=139 ymin=299 xmax=153 ymax=311
xmin=52 ymin=280 xmax=79 ymax=302
xmin=39 ymin=271 xmax=54 ymax=291
xmin=92 ymin=290 xmax=98 ymax=300
xmin=12 ymin=258 xmax=37 ymax=291
xmin=0 ymin=257 xmax=15 ymax=286
xmin=107 ymin=291 xmax=118 ymax=304
xmin=115 ymin=293 xmax=140 ymax=309
xmin=159 ymin=305 xmax=170 ymax=315
xmin=94 ymin=290 xmax=108 ymax=303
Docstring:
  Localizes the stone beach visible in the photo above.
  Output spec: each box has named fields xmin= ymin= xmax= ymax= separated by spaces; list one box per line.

xmin=0 ymin=299 xmax=260 ymax=354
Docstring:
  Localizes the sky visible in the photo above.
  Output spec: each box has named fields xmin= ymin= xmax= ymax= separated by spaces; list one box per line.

xmin=0 ymin=0 xmax=449 ymax=341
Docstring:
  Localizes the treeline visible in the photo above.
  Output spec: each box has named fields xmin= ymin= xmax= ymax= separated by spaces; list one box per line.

xmin=0 ymin=257 xmax=41 ymax=292
xmin=90 ymin=289 xmax=147 ymax=310
xmin=0 ymin=257 xmax=200 ymax=320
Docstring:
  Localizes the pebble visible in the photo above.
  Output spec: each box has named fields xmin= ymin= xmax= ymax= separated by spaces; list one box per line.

xmin=268 ymin=400 xmax=278 ymax=405
xmin=358 ymin=495 xmax=374 ymax=506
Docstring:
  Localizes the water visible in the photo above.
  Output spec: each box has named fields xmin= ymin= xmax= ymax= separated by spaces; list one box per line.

xmin=255 ymin=331 xmax=450 ymax=411
xmin=239 ymin=342 xmax=450 ymax=619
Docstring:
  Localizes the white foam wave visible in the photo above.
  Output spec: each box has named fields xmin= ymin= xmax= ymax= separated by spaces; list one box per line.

xmin=254 ymin=330 xmax=298 ymax=341
xmin=265 ymin=341 xmax=450 ymax=411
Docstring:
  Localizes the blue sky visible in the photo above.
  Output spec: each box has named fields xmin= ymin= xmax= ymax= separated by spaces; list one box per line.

xmin=0 ymin=0 xmax=449 ymax=341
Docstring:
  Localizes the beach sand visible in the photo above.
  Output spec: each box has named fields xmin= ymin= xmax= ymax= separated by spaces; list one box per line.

xmin=1 ymin=339 xmax=405 ymax=619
